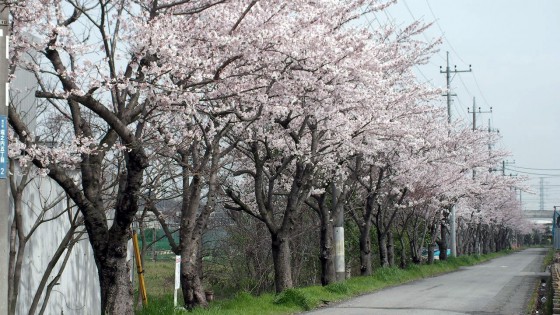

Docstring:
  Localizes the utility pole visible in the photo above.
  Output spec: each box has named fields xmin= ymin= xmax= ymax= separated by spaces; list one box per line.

xmin=332 ymin=181 xmax=345 ymax=281
xmin=440 ymin=51 xmax=471 ymax=257
xmin=440 ymin=51 xmax=471 ymax=124
xmin=467 ymin=97 xmax=491 ymax=179
xmin=467 ymin=97 xmax=492 ymax=132
xmin=487 ymin=119 xmax=499 ymax=154
xmin=0 ymin=5 xmax=9 ymax=315
xmin=554 ymin=206 xmax=560 ymax=249
xmin=540 ymin=178 xmax=545 ymax=211
xmin=502 ymin=160 xmax=515 ymax=176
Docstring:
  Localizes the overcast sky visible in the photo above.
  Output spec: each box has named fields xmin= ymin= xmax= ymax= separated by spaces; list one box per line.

xmin=361 ymin=0 xmax=560 ymax=212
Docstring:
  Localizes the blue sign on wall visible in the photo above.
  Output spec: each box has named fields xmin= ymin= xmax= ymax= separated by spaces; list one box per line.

xmin=0 ymin=115 xmax=7 ymax=179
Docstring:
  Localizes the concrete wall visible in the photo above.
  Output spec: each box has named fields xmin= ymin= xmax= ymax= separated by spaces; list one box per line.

xmin=10 ymin=66 xmax=101 ymax=314
xmin=12 ymin=174 xmax=101 ymax=315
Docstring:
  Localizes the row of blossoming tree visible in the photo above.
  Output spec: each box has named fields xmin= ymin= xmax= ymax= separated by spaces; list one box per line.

xmin=6 ymin=0 xmax=539 ymax=313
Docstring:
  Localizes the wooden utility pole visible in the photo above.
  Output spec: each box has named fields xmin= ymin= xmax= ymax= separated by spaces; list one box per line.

xmin=440 ymin=51 xmax=471 ymax=258
xmin=0 ymin=5 xmax=9 ymax=314
xmin=468 ymin=97 xmax=492 ymax=179
xmin=468 ymin=97 xmax=492 ymax=132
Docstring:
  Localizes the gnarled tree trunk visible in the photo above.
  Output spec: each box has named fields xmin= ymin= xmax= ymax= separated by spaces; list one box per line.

xmin=378 ymin=231 xmax=388 ymax=268
xmin=98 ymin=247 xmax=134 ymax=314
xmin=271 ymin=233 xmax=293 ymax=292
xmin=387 ymin=232 xmax=395 ymax=267
xmin=318 ymin=201 xmax=335 ymax=285
xmin=180 ymin=239 xmax=207 ymax=310
xmin=359 ymin=222 xmax=373 ymax=276
xmin=437 ymin=221 xmax=449 ymax=261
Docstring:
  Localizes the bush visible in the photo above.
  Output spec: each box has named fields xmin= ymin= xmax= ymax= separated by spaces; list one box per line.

xmin=325 ymin=282 xmax=349 ymax=294
xmin=273 ymin=289 xmax=313 ymax=311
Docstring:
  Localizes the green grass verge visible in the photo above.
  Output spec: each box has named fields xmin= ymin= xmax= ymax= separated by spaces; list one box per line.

xmin=136 ymin=250 xmax=514 ymax=315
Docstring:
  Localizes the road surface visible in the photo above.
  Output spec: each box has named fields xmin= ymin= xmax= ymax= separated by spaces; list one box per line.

xmin=307 ymin=248 xmax=548 ymax=315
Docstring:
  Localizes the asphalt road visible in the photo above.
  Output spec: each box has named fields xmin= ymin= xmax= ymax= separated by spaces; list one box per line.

xmin=306 ymin=248 xmax=548 ymax=315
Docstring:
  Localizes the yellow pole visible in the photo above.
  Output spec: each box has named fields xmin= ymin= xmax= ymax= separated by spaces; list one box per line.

xmin=133 ymin=230 xmax=148 ymax=306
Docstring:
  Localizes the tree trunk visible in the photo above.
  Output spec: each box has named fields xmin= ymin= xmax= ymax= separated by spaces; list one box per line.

xmin=387 ymin=232 xmax=395 ymax=267
xmin=427 ymin=221 xmax=438 ymax=265
xmin=98 ymin=241 xmax=134 ymax=315
xmin=359 ymin=224 xmax=373 ymax=276
xmin=399 ymin=234 xmax=407 ymax=269
xmin=319 ymin=204 xmax=335 ymax=285
xmin=475 ymin=223 xmax=481 ymax=255
xmin=271 ymin=233 xmax=293 ymax=292
xmin=437 ymin=221 xmax=449 ymax=260
xmin=410 ymin=232 xmax=421 ymax=264
xmin=177 ymin=160 xmax=213 ymax=310
xmin=180 ymin=240 xmax=207 ymax=310
xmin=427 ymin=242 xmax=435 ymax=264
xmin=482 ymin=226 xmax=490 ymax=254
xmin=408 ymin=215 xmax=425 ymax=264
xmin=455 ymin=219 xmax=463 ymax=256
xmin=378 ymin=231 xmax=388 ymax=268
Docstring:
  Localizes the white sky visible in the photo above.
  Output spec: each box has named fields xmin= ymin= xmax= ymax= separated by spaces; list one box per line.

xmin=360 ymin=0 xmax=560 ymax=213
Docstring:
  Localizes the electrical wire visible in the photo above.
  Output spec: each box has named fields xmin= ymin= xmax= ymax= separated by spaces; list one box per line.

xmin=453 ymin=95 xmax=469 ymax=123
xmin=508 ymin=165 xmax=560 ymax=171
xmin=415 ymin=66 xmax=437 ymax=88
xmin=377 ymin=0 xmax=498 ymax=137
xmin=424 ymin=0 xmax=497 ymax=131
xmin=458 ymin=75 xmax=474 ymax=101
xmin=402 ymin=0 xmax=446 ymax=63
xmin=505 ymin=168 xmax=560 ymax=177
xmin=362 ymin=9 xmax=383 ymax=31
xmin=471 ymin=73 xmax=493 ymax=109
xmin=367 ymin=5 xmax=438 ymax=89
xmin=425 ymin=0 xmax=468 ymax=66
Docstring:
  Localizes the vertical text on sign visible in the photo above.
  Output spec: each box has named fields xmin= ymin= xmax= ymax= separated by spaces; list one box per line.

xmin=0 ymin=115 xmax=6 ymax=179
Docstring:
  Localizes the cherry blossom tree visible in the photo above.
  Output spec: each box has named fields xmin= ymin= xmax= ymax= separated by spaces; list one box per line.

xmin=7 ymin=0 xmax=253 ymax=312
xmin=220 ymin=1 xmax=443 ymax=289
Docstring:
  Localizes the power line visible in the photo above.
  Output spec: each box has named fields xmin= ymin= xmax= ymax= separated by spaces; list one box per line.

xmin=423 ymin=0 xmax=494 ymax=116
xmin=471 ymin=74 xmax=493 ymax=109
xmin=402 ymin=0 xmax=446 ymax=63
xmin=362 ymin=8 xmax=383 ymax=31
xmin=369 ymin=4 xmax=440 ymax=89
xmin=425 ymin=0 xmax=467 ymax=65
xmin=505 ymin=168 xmax=560 ymax=177
xmin=509 ymin=165 xmax=560 ymax=171
xmin=454 ymin=96 xmax=469 ymax=122
xmin=528 ymin=185 xmax=560 ymax=187
xmin=414 ymin=66 xmax=438 ymax=88
xmin=458 ymin=75 xmax=474 ymax=99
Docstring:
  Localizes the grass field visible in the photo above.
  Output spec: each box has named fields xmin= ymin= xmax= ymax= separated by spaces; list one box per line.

xmin=135 ymin=250 xmax=515 ymax=315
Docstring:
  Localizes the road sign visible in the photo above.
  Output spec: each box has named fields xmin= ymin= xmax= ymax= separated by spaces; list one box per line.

xmin=0 ymin=115 xmax=7 ymax=179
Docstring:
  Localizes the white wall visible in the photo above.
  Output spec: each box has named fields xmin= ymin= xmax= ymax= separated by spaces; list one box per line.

xmin=11 ymin=66 xmax=101 ymax=314
xmin=13 ymin=175 xmax=101 ymax=315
